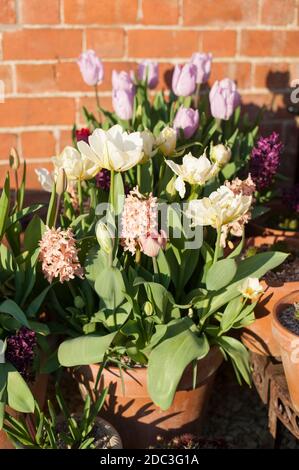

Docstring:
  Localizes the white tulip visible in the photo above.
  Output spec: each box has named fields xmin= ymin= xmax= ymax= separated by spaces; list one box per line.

xmin=238 ymin=277 xmax=264 ymax=300
xmin=77 ymin=124 xmax=144 ymax=172
xmin=186 ymin=185 xmax=252 ymax=228
xmin=35 ymin=168 xmax=55 ymax=192
xmin=0 ymin=339 xmax=6 ymax=364
xmin=96 ymin=221 xmax=114 ymax=254
xmin=156 ymin=126 xmax=177 ymax=156
xmin=210 ymin=144 xmax=231 ymax=167
xmin=141 ymin=129 xmax=156 ymax=163
xmin=52 ymin=146 xmax=100 ymax=181
xmin=166 ymin=152 xmax=219 ymax=198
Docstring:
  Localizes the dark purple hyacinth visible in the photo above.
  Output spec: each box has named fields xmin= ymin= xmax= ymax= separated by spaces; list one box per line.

xmin=249 ymin=132 xmax=283 ymax=191
xmin=75 ymin=127 xmax=91 ymax=143
xmin=95 ymin=169 xmax=111 ymax=191
xmin=283 ymin=184 xmax=299 ymax=214
xmin=5 ymin=327 xmax=36 ymax=382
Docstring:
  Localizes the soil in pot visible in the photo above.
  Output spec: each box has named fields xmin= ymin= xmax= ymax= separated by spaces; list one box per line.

xmin=241 ymin=240 xmax=299 ymax=357
xmin=272 ymin=292 xmax=299 ymax=412
xmin=73 ymin=346 xmax=223 ymax=449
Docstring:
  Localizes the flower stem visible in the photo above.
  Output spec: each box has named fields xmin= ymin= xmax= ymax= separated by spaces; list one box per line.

xmin=213 ymin=227 xmax=222 ymax=264
xmin=194 ymin=83 xmax=201 ymax=109
xmin=152 ymin=256 xmax=159 ymax=275
xmin=135 ymin=248 xmax=141 ymax=264
xmin=53 ymin=193 xmax=62 ymax=228
xmin=77 ymin=180 xmax=83 ymax=213
xmin=137 ymin=164 xmax=141 ymax=189
xmin=94 ymin=84 xmax=102 ymax=124
xmin=110 ymin=169 xmax=115 ymax=212
xmin=14 ymin=169 xmax=19 ymax=211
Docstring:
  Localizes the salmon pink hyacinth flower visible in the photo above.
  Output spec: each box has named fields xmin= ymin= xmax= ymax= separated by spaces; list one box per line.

xmin=39 ymin=227 xmax=84 ymax=284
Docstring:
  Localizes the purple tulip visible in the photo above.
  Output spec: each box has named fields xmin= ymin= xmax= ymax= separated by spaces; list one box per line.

xmin=209 ymin=78 xmax=240 ymax=120
xmin=112 ymin=88 xmax=134 ymax=120
xmin=173 ymin=106 xmax=199 ymax=139
xmin=77 ymin=50 xmax=104 ymax=86
xmin=172 ymin=63 xmax=197 ymax=97
xmin=138 ymin=60 xmax=159 ymax=89
xmin=112 ymin=70 xmax=134 ymax=91
xmin=190 ymin=52 xmax=212 ymax=84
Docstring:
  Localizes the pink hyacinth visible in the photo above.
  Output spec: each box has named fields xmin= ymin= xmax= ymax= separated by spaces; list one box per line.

xmin=225 ymin=174 xmax=256 ymax=197
xmin=39 ymin=227 xmax=84 ymax=283
xmin=121 ymin=187 xmax=166 ymax=256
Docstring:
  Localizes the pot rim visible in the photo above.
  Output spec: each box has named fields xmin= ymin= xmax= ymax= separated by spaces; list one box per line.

xmin=272 ymin=290 xmax=299 ymax=346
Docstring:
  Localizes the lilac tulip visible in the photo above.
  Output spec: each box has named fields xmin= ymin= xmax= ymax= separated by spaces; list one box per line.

xmin=112 ymin=88 xmax=134 ymax=120
xmin=172 ymin=64 xmax=197 ymax=97
xmin=112 ymin=70 xmax=134 ymax=91
xmin=77 ymin=50 xmax=104 ymax=86
xmin=173 ymin=106 xmax=199 ymax=139
xmin=190 ymin=52 xmax=212 ymax=84
xmin=138 ymin=60 xmax=159 ymax=89
xmin=209 ymin=78 xmax=241 ymax=120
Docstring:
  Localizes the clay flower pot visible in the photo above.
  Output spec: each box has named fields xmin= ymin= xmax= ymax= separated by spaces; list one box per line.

xmin=73 ymin=346 xmax=223 ymax=449
xmin=272 ymin=291 xmax=299 ymax=412
xmin=241 ymin=236 xmax=299 ymax=356
xmin=248 ymin=201 xmax=299 ymax=240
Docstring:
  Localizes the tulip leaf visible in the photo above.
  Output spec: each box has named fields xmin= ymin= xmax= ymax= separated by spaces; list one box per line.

xmin=58 ymin=332 xmax=116 ymax=367
xmin=206 ymin=258 xmax=237 ymax=291
xmin=0 ymin=299 xmax=30 ymax=328
xmin=0 ymin=173 xmax=10 ymax=242
xmin=216 ymin=336 xmax=251 ymax=385
xmin=6 ymin=363 xmax=35 ymax=413
xmin=95 ymin=267 xmax=126 ymax=310
xmin=148 ymin=318 xmax=209 ymax=410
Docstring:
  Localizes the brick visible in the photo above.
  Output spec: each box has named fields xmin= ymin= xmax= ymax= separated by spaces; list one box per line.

xmin=211 ymin=62 xmax=252 ymax=90
xmin=128 ymin=29 xmax=236 ymax=58
xmin=241 ymin=30 xmax=299 ymax=57
xmin=20 ymin=0 xmax=60 ymax=24
xmin=59 ymin=130 xmax=73 ymax=152
xmin=25 ymin=162 xmax=54 ymax=190
xmin=0 ymin=0 xmax=16 ymax=24
xmin=261 ymin=0 xmax=295 ymax=25
xmin=0 ymin=133 xmax=18 ymax=159
xmin=254 ymin=63 xmax=291 ymax=89
xmin=241 ymin=93 xmax=289 ymax=119
xmin=64 ymin=0 xmax=138 ymax=24
xmin=0 ymin=64 xmax=14 ymax=94
xmin=3 ymin=29 xmax=82 ymax=60
xmin=141 ymin=0 xmax=179 ymax=25
xmin=21 ymin=131 xmax=56 ymax=158
xmin=86 ymin=29 xmax=125 ymax=58
xmin=0 ymin=98 xmax=76 ymax=126
xmin=183 ymin=0 xmax=258 ymax=25
xmin=16 ymin=64 xmax=57 ymax=93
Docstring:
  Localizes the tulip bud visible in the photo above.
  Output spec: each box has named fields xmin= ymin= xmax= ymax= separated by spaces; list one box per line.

xmin=209 ymin=78 xmax=240 ymax=121
xmin=56 ymin=168 xmax=67 ymax=196
xmin=96 ymin=221 xmax=114 ymax=254
xmin=144 ymin=301 xmax=154 ymax=316
xmin=9 ymin=147 xmax=20 ymax=171
xmin=156 ymin=127 xmax=177 ymax=156
xmin=140 ymin=130 xmax=155 ymax=163
xmin=210 ymin=144 xmax=231 ymax=167
xmin=77 ymin=50 xmax=104 ymax=87
xmin=74 ymin=296 xmax=85 ymax=309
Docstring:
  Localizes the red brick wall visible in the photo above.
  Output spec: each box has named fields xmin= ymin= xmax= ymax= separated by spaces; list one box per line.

xmin=0 ymin=0 xmax=298 ymax=188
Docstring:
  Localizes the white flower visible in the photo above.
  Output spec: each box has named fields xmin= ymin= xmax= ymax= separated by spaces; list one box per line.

xmin=35 ymin=168 xmax=55 ymax=192
xmin=186 ymin=185 xmax=252 ymax=228
xmin=238 ymin=277 xmax=264 ymax=300
xmin=96 ymin=221 xmax=114 ymax=254
xmin=156 ymin=126 xmax=177 ymax=156
xmin=52 ymin=146 xmax=100 ymax=181
xmin=77 ymin=124 xmax=144 ymax=172
xmin=141 ymin=129 xmax=156 ymax=162
xmin=166 ymin=152 xmax=219 ymax=198
xmin=0 ymin=339 xmax=6 ymax=364
xmin=210 ymin=144 xmax=231 ymax=167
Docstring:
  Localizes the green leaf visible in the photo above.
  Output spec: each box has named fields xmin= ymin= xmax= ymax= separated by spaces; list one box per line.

xmin=46 ymin=184 xmax=57 ymax=228
xmin=0 ymin=299 xmax=30 ymax=328
xmin=206 ymin=258 xmax=237 ymax=291
xmin=148 ymin=318 xmax=210 ymax=410
xmin=156 ymin=249 xmax=171 ymax=288
xmin=110 ymin=172 xmax=124 ymax=216
xmin=26 ymin=284 xmax=53 ymax=318
xmin=6 ymin=363 xmax=34 ymax=413
xmin=95 ymin=267 xmax=125 ymax=310
xmin=216 ymin=336 xmax=251 ymax=385
xmin=209 ymin=251 xmax=288 ymax=314
xmin=58 ymin=332 xmax=116 ymax=367
xmin=220 ymin=296 xmax=243 ymax=333
xmin=0 ymin=173 xmax=10 ymax=241
xmin=24 ymin=215 xmax=45 ymax=253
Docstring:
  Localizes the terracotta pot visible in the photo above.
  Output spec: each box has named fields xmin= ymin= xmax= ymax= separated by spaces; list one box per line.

xmin=246 ymin=235 xmax=299 ymax=250
xmin=272 ymin=291 xmax=299 ymax=412
xmin=0 ymin=372 xmax=49 ymax=449
xmin=73 ymin=346 xmax=223 ymax=449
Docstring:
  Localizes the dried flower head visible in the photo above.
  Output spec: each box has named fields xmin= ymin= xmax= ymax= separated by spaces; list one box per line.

xmin=5 ymin=327 xmax=36 ymax=381
xmin=121 ymin=187 xmax=162 ymax=255
xmin=249 ymin=132 xmax=283 ymax=191
xmin=39 ymin=227 xmax=84 ymax=283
